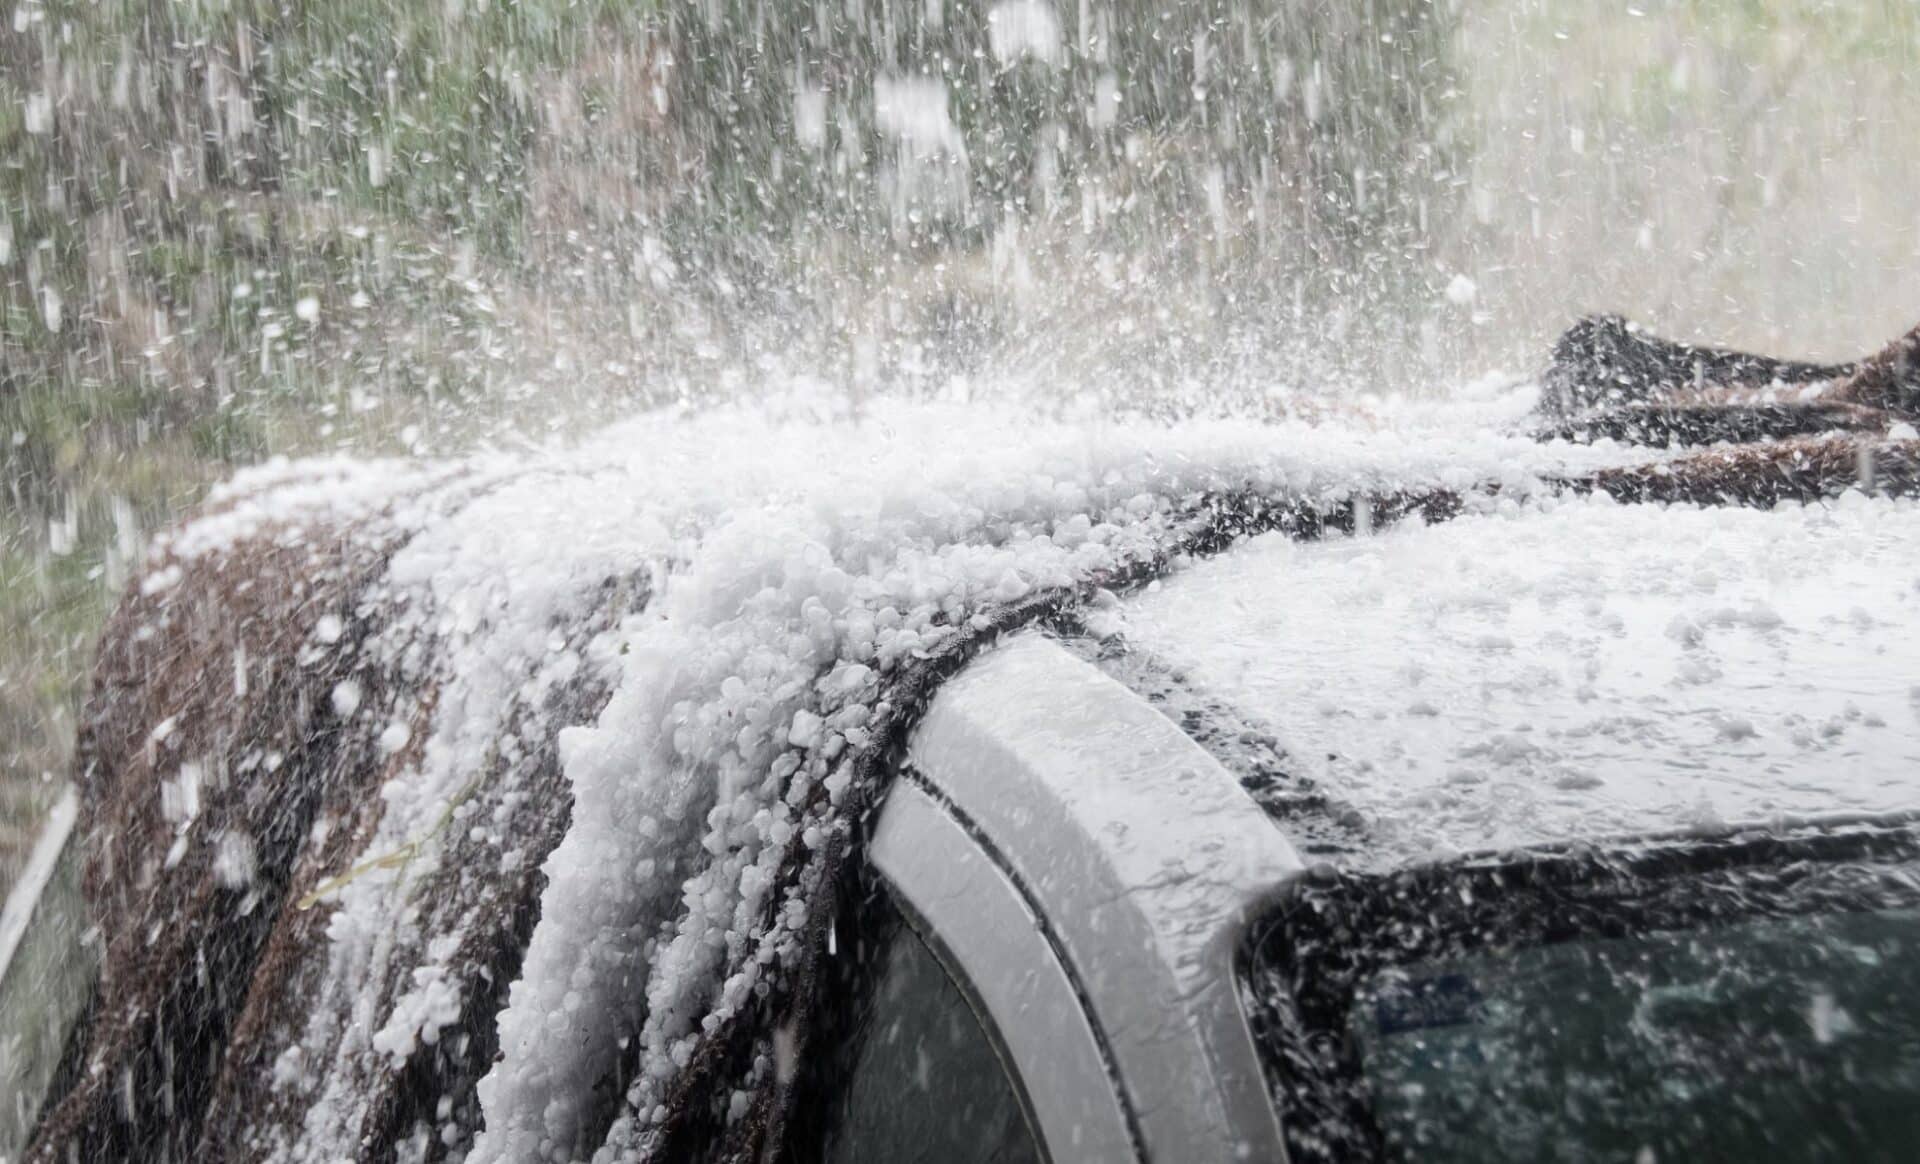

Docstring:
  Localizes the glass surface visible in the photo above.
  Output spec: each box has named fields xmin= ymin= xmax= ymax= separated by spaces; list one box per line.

xmin=820 ymin=918 xmax=1042 ymax=1164
xmin=1352 ymin=909 xmax=1920 ymax=1163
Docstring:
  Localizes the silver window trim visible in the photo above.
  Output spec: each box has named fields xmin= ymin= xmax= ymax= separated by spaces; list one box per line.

xmin=903 ymin=632 xmax=1301 ymax=1164
xmin=0 ymin=786 xmax=94 ymax=1158
xmin=872 ymin=776 xmax=1141 ymax=1163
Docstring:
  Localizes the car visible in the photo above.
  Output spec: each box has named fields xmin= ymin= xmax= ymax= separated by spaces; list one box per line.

xmin=8 ymin=592 xmax=1283 ymax=1163
xmin=781 ymin=490 xmax=1920 ymax=1162
xmin=17 ymin=583 xmax=1919 ymax=1160
xmin=8 ymin=324 xmax=1919 ymax=1161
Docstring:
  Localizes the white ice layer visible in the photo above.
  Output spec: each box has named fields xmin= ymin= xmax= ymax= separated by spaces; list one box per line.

xmin=155 ymin=389 xmax=1657 ymax=1161
xmin=468 ymin=404 xmax=1618 ymax=1164
xmin=1118 ymin=491 xmax=1920 ymax=863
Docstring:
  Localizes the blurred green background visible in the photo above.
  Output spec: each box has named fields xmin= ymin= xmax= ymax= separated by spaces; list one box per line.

xmin=3 ymin=0 xmax=1917 ymax=889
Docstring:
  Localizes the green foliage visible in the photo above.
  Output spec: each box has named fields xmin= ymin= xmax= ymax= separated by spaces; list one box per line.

xmin=0 ymin=0 xmax=667 ymax=853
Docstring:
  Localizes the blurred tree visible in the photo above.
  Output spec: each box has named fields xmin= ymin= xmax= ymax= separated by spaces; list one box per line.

xmin=655 ymin=0 xmax=1463 ymax=293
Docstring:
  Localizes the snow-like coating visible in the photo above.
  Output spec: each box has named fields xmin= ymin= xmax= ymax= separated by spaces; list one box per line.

xmin=1116 ymin=492 xmax=1920 ymax=865
xmin=143 ymin=392 xmax=1655 ymax=1160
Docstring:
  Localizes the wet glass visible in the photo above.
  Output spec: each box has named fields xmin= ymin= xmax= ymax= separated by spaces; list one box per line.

xmin=1353 ymin=909 xmax=1920 ymax=1163
xmin=817 ymin=910 xmax=1042 ymax=1164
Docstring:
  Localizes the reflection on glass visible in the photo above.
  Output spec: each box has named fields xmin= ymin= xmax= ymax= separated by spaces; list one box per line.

xmin=1353 ymin=910 xmax=1920 ymax=1162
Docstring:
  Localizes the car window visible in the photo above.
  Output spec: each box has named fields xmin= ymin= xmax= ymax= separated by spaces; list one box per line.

xmin=1241 ymin=821 xmax=1920 ymax=1164
xmin=1352 ymin=907 xmax=1920 ymax=1162
xmin=812 ymin=897 xmax=1043 ymax=1164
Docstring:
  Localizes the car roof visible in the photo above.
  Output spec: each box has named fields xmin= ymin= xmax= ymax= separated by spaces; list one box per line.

xmin=1108 ymin=493 xmax=1920 ymax=870
xmin=900 ymin=631 xmax=1300 ymax=1163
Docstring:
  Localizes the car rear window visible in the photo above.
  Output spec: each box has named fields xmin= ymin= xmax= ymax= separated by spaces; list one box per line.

xmin=1240 ymin=820 xmax=1920 ymax=1163
xmin=1353 ymin=907 xmax=1920 ymax=1162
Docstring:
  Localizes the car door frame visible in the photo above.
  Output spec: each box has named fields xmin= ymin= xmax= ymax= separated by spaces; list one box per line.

xmin=870 ymin=772 xmax=1144 ymax=1163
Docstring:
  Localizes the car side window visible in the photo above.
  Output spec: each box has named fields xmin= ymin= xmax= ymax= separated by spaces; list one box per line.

xmin=810 ymin=892 xmax=1043 ymax=1164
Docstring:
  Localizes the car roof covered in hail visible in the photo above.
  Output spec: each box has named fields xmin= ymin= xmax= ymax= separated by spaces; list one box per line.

xmin=1109 ymin=491 xmax=1920 ymax=869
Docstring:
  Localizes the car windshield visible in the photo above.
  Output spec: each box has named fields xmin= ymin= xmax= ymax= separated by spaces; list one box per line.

xmin=1352 ymin=908 xmax=1920 ymax=1162
xmin=1242 ymin=821 xmax=1920 ymax=1164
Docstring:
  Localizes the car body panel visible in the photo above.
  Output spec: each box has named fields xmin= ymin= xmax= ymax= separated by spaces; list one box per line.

xmin=0 ymin=787 xmax=93 ymax=1158
xmin=903 ymin=632 xmax=1301 ymax=1163
xmin=1115 ymin=497 xmax=1920 ymax=867
xmin=871 ymin=776 xmax=1138 ymax=1162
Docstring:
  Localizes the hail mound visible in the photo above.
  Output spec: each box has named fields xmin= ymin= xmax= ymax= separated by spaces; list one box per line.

xmin=35 ymin=393 xmax=1650 ymax=1163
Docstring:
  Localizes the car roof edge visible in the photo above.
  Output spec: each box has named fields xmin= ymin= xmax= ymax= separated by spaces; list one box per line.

xmin=906 ymin=631 xmax=1300 ymax=1164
